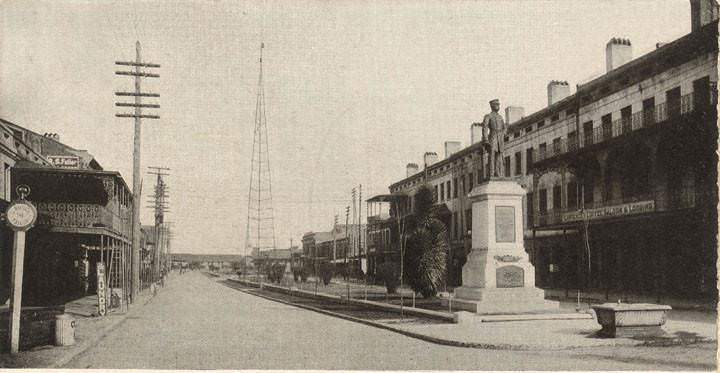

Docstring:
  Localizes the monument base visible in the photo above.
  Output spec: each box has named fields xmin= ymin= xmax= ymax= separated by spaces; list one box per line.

xmin=442 ymin=287 xmax=559 ymax=314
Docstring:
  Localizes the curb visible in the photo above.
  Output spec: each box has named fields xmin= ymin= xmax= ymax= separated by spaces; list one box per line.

xmin=228 ymin=278 xmax=457 ymax=323
xmin=222 ymin=279 xmax=716 ymax=351
xmin=49 ymin=291 xmax=156 ymax=368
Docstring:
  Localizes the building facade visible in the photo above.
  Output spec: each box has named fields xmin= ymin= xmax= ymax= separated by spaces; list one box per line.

xmin=376 ymin=7 xmax=718 ymax=300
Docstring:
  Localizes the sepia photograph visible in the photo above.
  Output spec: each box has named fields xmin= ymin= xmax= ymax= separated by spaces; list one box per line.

xmin=0 ymin=0 xmax=717 ymax=371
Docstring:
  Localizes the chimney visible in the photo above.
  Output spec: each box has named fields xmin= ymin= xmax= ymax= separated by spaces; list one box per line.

xmin=547 ymin=81 xmax=570 ymax=106
xmin=444 ymin=141 xmax=462 ymax=159
xmin=423 ymin=152 xmax=438 ymax=169
xmin=406 ymin=163 xmax=419 ymax=177
xmin=505 ymin=106 xmax=525 ymax=124
xmin=691 ymin=0 xmax=719 ymax=31
xmin=471 ymin=122 xmax=484 ymax=144
xmin=605 ymin=37 xmax=632 ymax=72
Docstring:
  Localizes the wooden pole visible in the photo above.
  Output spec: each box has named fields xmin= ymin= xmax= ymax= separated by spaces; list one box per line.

xmin=131 ymin=40 xmax=142 ymax=298
xmin=8 ymin=230 xmax=26 ymax=354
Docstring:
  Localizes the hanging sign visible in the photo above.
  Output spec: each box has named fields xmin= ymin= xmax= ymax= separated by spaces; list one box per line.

xmin=561 ymin=200 xmax=655 ymax=223
xmin=96 ymin=263 xmax=107 ymax=316
xmin=6 ymin=200 xmax=37 ymax=231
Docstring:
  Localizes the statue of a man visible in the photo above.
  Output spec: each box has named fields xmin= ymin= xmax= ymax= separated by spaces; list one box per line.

xmin=483 ymin=99 xmax=506 ymax=178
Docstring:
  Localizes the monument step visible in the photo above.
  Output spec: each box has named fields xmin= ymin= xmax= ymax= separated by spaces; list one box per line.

xmin=444 ymin=297 xmax=560 ymax=315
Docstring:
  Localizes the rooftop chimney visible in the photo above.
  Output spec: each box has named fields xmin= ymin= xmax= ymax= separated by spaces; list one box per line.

xmin=444 ymin=141 xmax=462 ymax=159
xmin=691 ymin=0 xmax=719 ymax=31
xmin=423 ymin=152 xmax=438 ymax=169
xmin=471 ymin=122 xmax=484 ymax=145
xmin=605 ymin=38 xmax=632 ymax=72
xmin=547 ymin=81 xmax=570 ymax=106
xmin=406 ymin=163 xmax=419 ymax=177
xmin=505 ymin=106 xmax=525 ymax=124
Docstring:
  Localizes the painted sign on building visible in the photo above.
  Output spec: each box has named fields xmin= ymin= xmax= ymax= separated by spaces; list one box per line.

xmin=48 ymin=155 xmax=80 ymax=169
xmin=561 ymin=200 xmax=655 ymax=223
xmin=96 ymin=263 xmax=107 ymax=316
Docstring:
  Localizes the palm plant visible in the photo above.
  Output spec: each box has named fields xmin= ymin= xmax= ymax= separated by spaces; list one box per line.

xmin=405 ymin=185 xmax=449 ymax=298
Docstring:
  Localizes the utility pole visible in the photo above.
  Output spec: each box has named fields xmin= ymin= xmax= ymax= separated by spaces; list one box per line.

xmin=115 ymin=41 xmax=160 ymax=299
xmin=332 ymin=214 xmax=338 ymax=261
xmin=345 ymin=205 xmax=350 ymax=300
xmin=351 ymin=187 xmax=356 ymax=265
xmin=147 ymin=166 xmax=170 ymax=285
xmin=358 ymin=184 xmax=362 ymax=272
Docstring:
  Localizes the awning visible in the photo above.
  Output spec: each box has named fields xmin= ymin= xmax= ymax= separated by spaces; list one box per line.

xmin=367 ymin=194 xmax=408 ymax=203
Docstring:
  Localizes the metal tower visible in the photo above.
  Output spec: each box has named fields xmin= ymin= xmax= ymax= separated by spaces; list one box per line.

xmin=244 ymin=43 xmax=277 ymax=259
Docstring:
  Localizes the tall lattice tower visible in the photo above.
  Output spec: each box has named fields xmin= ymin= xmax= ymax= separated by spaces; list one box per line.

xmin=244 ymin=43 xmax=277 ymax=258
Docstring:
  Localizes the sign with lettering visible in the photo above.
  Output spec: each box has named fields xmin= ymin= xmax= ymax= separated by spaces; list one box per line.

xmin=6 ymin=200 xmax=37 ymax=231
xmin=48 ymin=155 xmax=80 ymax=169
xmin=496 ymin=265 xmax=524 ymax=288
xmin=561 ymin=200 xmax=655 ymax=223
xmin=96 ymin=263 xmax=107 ymax=316
xmin=494 ymin=255 xmax=521 ymax=263
xmin=495 ymin=206 xmax=515 ymax=243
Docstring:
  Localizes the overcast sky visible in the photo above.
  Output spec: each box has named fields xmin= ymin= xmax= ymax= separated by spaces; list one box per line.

xmin=0 ymin=0 xmax=690 ymax=255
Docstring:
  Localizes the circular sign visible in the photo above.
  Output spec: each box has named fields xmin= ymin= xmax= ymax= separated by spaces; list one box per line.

xmin=6 ymin=200 xmax=37 ymax=231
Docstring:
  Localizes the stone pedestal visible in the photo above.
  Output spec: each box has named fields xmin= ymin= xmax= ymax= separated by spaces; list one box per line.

xmin=591 ymin=303 xmax=671 ymax=338
xmin=443 ymin=179 xmax=558 ymax=314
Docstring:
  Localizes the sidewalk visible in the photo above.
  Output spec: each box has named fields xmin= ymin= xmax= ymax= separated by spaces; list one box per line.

xmin=390 ymin=311 xmax=715 ymax=350
xmin=225 ymin=275 xmax=717 ymax=351
xmin=544 ymin=288 xmax=716 ymax=312
xmin=0 ymin=287 xmax=158 ymax=368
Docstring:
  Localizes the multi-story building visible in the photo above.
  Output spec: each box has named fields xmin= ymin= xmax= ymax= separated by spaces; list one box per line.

xmin=0 ymin=118 xmax=134 ymax=307
xmin=302 ymin=223 xmax=367 ymax=276
xmin=372 ymin=2 xmax=718 ymax=300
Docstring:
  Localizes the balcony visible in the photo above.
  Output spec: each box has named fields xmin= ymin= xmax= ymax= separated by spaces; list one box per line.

xmin=12 ymin=166 xmax=133 ymax=239
xmin=36 ymin=202 xmax=131 ymax=237
xmin=535 ymin=93 xmax=698 ymax=163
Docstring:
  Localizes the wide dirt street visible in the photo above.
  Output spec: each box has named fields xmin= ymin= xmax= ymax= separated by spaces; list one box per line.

xmin=64 ymin=271 xmax=715 ymax=370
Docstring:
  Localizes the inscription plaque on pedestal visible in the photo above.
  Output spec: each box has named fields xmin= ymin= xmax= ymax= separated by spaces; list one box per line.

xmin=496 ymin=265 xmax=524 ymax=288
xmin=495 ymin=206 xmax=515 ymax=243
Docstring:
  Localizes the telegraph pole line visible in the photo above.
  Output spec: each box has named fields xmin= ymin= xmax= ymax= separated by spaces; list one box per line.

xmin=147 ymin=166 xmax=170 ymax=286
xmin=115 ymin=41 xmax=160 ymax=300
xmin=358 ymin=184 xmax=362 ymax=269
xmin=351 ymin=188 xmax=356 ymax=262
xmin=345 ymin=205 xmax=350 ymax=300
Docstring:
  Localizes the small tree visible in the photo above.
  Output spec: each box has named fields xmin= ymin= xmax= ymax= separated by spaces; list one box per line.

xmin=376 ymin=262 xmax=400 ymax=294
xmin=318 ymin=262 xmax=333 ymax=285
xmin=405 ymin=185 xmax=448 ymax=298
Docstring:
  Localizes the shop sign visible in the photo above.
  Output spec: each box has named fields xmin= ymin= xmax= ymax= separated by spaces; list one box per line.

xmin=6 ymin=200 xmax=37 ymax=231
xmin=97 ymin=263 xmax=107 ymax=316
xmin=561 ymin=200 xmax=655 ymax=223
xmin=48 ymin=155 xmax=80 ymax=169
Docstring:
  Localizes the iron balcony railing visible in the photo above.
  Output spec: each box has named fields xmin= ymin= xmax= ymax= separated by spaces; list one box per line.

xmin=535 ymin=93 xmax=698 ymax=162
xmin=37 ymin=201 xmax=132 ymax=237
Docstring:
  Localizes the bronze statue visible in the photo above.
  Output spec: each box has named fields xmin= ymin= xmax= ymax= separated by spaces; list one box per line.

xmin=483 ymin=99 xmax=506 ymax=178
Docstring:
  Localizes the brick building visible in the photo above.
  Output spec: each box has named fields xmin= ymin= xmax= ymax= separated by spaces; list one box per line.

xmin=371 ymin=3 xmax=718 ymax=300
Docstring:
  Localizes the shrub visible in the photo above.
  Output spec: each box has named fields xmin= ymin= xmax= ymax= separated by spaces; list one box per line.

xmin=300 ymin=266 xmax=309 ymax=282
xmin=376 ymin=262 xmax=400 ymax=294
xmin=318 ymin=262 xmax=333 ymax=285
xmin=266 ymin=263 xmax=285 ymax=283
xmin=292 ymin=266 xmax=309 ymax=283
